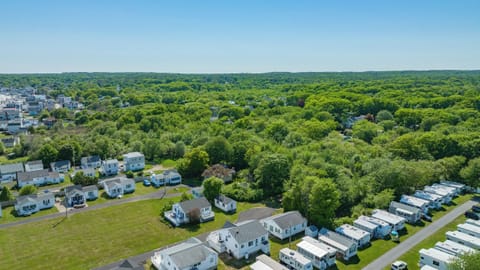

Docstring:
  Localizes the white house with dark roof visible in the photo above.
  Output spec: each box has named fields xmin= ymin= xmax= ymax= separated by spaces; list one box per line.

xmin=16 ymin=169 xmax=64 ymax=188
xmin=279 ymin=248 xmax=313 ymax=270
xmin=72 ymin=168 xmax=96 ymax=179
xmin=296 ymin=236 xmax=336 ymax=270
xmin=150 ymin=170 xmax=182 ymax=187
xmin=83 ymin=185 xmax=99 ymax=201
xmin=214 ymin=194 xmax=236 ymax=213
xmin=206 ymin=219 xmax=270 ymax=259
xmin=102 ymin=178 xmax=135 ymax=198
xmin=165 ymin=197 xmax=214 ymax=226
xmin=123 ymin=152 xmax=145 ymax=172
xmin=151 ymin=237 xmax=218 ymax=270
xmin=15 ymin=192 xmax=55 ymax=216
xmin=101 ymin=159 xmax=119 ymax=176
xmin=318 ymin=228 xmax=358 ymax=261
xmin=50 ymin=160 xmax=71 ymax=173
xmin=0 ymin=162 xmax=24 ymax=182
xmin=65 ymin=185 xmax=86 ymax=208
xmin=25 ymin=160 xmax=44 ymax=172
xmin=261 ymin=211 xmax=307 ymax=240
xmin=81 ymin=155 xmax=102 ymax=169
xmin=251 ymin=254 xmax=289 ymax=270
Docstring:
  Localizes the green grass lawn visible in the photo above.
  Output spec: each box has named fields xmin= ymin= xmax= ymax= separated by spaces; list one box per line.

xmin=160 ymin=159 xmax=176 ymax=168
xmin=0 ymin=205 xmax=59 ymax=225
xmin=87 ymin=182 xmax=170 ymax=206
xmin=0 ymin=198 xmax=263 ymax=270
xmin=385 ymin=215 xmax=468 ymax=270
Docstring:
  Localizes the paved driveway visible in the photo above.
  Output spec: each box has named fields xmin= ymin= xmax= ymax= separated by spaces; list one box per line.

xmin=363 ymin=198 xmax=478 ymax=270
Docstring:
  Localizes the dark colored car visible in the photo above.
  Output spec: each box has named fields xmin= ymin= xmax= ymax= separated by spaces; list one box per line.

xmin=472 ymin=205 xmax=480 ymax=213
xmin=465 ymin=211 xmax=480 ymax=220
xmin=421 ymin=214 xmax=433 ymax=222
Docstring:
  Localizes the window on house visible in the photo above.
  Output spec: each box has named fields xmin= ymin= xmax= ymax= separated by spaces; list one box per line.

xmin=433 ymin=261 xmax=439 ymax=266
xmin=248 ymin=241 xmax=253 ymax=247
xmin=241 ymin=244 xmax=244 ymax=248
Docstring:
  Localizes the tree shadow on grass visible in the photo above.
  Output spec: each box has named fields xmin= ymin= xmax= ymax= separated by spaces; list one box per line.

xmin=52 ymin=217 xmax=67 ymax=228
xmin=337 ymin=255 xmax=360 ymax=266
xmin=183 ymin=223 xmax=201 ymax=232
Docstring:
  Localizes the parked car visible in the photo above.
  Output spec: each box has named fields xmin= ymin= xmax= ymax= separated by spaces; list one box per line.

xmin=391 ymin=260 xmax=407 ymax=270
xmin=471 ymin=205 xmax=480 ymax=213
xmin=465 ymin=211 xmax=480 ymax=220
xmin=421 ymin=214 xmax=432 ymax=222
xmin=143 ymin=179 xmax=151 ymax=186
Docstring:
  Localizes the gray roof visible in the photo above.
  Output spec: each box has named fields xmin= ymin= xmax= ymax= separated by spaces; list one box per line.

xmin=319 ymin=228 xmax=356 ymax=248
xmin=255 ymin=254 xmax=289 ymax=270
xmin=104 ymin=178 xmax=122 ymax=189
xmin=81 ymin=155 xmax=101 ymax=164
xmin=65 ymin=185 xmax=83 ymax=197
xmin=390 ymin=201 xmax=422 ymax=214
xmin=267 ymin=211 xmax=306 ymax=230
xmin=26 ymin=160 xmax=43 ymax=166
xmin=16 ymin=192 xmax=54 ymax=205
xmin=82 ymin=185 xmax=99 ymax=192
xmin=216 ymin=194 xmax=234 ymax=204
xmin=179 ymin=197 xmax=211 ymax=213
xmin=104 ymin=159 xmax=119 ymax=164
xmin=0 ymin=162 xmax=24 ymax=174
xmin=17 ymin=169 xmax=50 ymax=182
xmin=228 ymin=220 xmax=267 ymax=244
xmin=170 ymin=243 xmax=214 ymax=268
xmin=51 ymin=160 xmax=70 ymax=168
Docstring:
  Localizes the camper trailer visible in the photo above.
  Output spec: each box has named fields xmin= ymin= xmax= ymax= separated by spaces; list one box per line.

xmin=419 ymin=248 xmax=457 ymax=270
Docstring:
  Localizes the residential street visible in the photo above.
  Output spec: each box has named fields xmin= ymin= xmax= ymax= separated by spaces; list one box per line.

xmin=0 ymin=185 xmax=189 ymax=230
xmin=363 ymin=198 xmax=478 ymax=270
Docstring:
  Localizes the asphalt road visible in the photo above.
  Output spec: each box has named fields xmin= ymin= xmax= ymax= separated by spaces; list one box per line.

xmin=363 ymin=198 xmax=478 ymax=270
xmin=0 ymin=185 xmax=188 ymax=230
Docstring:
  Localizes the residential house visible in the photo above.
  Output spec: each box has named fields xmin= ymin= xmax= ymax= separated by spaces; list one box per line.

xmin=24 ymin=160 xmax=44 ymax=172
xmin=318 ymin=228 xmax=358 ymax=261
xmin=0 ymin=162 xmax=24 ymax=182
xmin=335 ymin=224 xmax=371 ymax=248
xmin=151 ymin=238 xmax=218 ymax=270
xmin=251 ymin=254 xmax=289 ymax=270
xmin=17 ymin=169 xmax=63 ymax=188
xmin=445 ymin=231 xmax=480 ymax=249
xmin=81 ymin=155 xmax=102 ymax=169
xmin=7 ymin=119 xmax=25 ymax=134
xmin=192 ymin=187 xmax=204 ymax=198
xmin=279 ymin=248 xmax=313 ymax=270
xmin=434 ymin=240 xmax=475 ymax=256
xmin=50 ymin=160 xmax=71 ymax=173
xmin=83 ymin=185 xmax=99 ymax=201
xmin=371 ymin=209 xmax=406 ymax=231
xmin=15 ymin=192 xmax=55 ymax=216
xmin=101 ymin=159 xmax=119 ymax=176
xmin=0 ymin=136 xmax=19 ymax=148
xmin=214 ymin=194 xmax=237 ymax=213
xmin=123 ymin=152 xmax=145 ymax=172
xmin=42 ymin=117 xmax=57 ymax=128
xmin=207 ymin=220 xmax=269 ymax=260
xmin=413 ymin=190 xmax=443 ymax=210
xmin=102 ymin=177 xmax=135 ymax=198
xmin=296 ymin=236 xmax=336 ymax=270
xmin=357 ymin=215 xmax=391 ymax=238
xmin=261 ymin=211 xmax=307 ymax=240
xmin=65 ymin=185 xmax=86 ymax=208
xmin=400 ymin=195 xmax=430 ymax=214
xmin=150 ymin=170 xmax=182 ymax=187
xmin=457 ymin=223 xmax=480 ymax=238
xmin=77 ymin=168 xmax=96 ymax=178
xmin=165 ymin=197 xmax=214 ymax=226
xmin=201 ymin=164 xmax=235 ymax=183
xmin=419 ymin=248 xmax=456 ymax=270
xmin=389 ymin=201 xmax=422 ymax=224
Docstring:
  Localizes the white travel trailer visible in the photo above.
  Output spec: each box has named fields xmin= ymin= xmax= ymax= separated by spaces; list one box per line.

xmin=440 ymin=181 xmax=466 ymax=193
xmin=446 ymin=231 xmax=480 ymax=249
xmin=465 ymin=218 xmax=480 ymax=228
xmin=423 ymin=186 xmax=453 ymax=204
xmin=431 ymin=184 xmax=457 ymax=197
xmin=413 ymin=191 xmax=443 ymax=209
xmin=434 ymin=240 xmax=475 ymax=256
xmin=335 ymin=224 xmax=371 ymax=248
xmin=296 ymin=236 xmax=336 ymax=270
xmin=251 ymin=254 xmax=288 ymax=270
xmin=358 ymin=215 xmax=391 ymax=238
xmin=279 ymin=248 xmax=313 ymax=270
xmin=457 ymin=223 xmax=480 ymax=238
xmin=353 ymin=218 xmax=379 ymax=239
xmin=371 ymin=209 xmax=406 ymax=231
xmin=419 ymin=248 xmax=457 ymax=270
xmin=400 ymin=195 xmax=430 ymax=214
xmin=317 ymin=228 xmax=357 ymax=261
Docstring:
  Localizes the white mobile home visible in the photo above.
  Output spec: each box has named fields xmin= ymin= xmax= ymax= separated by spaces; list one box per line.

xmin=279 ymin=248 xmax=313 ymax=270
xmin=434 ymin=240 xmax=475 ymax=256
xmin=261 ymin=211 xmax=307 ymax=240
xmin=419 ymin=248 xmax=457 ymax=270
xmin=317 ymin=228 xmax=357 ymax=261
xmin=371 ymin=209 xmax=406 ymax=231
xmin=446 ymin=231 xmax=480 ymax=249
xmin=457 ymin=223 xmax=480 ymax=238
xmin=353 ymin=218 xmax=379 ymax=239
xmin=251 ymin=254 xmax=288 ymax=270
xmin=389 ymin=201 xmax=422 ymax=224
xmin=440 ymin=181 xmax=466 ymax=193
xmin=335 ymin=224 xmax=371 ymax=248
xmin=431 ymin=184 xmax=457 ymax=198
xmin=296 ymin=237 xmax=336 ymax=270
xmin=400 ymin=195 xmax=430 ymax=214
xmin=465 ymin=218 xmax=480 ymax=228
xmin=214 ymin=194 xmax=237 ymax=213
xmin=358 ymin=215 xmax=391 ymax=238
xmin=414 ymin=191 xmax=443 ymax=209
xmin=424 ymin=186 xmax=453 ymax=204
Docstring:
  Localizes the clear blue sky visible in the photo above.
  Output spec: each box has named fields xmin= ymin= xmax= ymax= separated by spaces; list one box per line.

xmin=1 ymin=0 xmax=479 ymax=73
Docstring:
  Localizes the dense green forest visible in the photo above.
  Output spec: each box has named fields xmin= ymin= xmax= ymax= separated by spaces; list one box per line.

xmin=2 ymin=71 xmax=480 ymax=227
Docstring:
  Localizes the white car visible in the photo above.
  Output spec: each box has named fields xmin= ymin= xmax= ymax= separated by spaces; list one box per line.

xmin=391 ymin=261 xmax=407 ymax=270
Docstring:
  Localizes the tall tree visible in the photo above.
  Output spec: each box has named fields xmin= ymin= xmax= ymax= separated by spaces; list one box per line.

xmin=460 ymin=157 xmax=480 ymax=188
xmin=19 ymin=185 xmax=37 ymax=196
xmin=203 ymin=177 xmax=224 ymax=202
xmin=254 ymin=153 xmax=290 ymax=196
xmin=204 ymin=136 xmax=232 ymax=164
xmin=308 ymin=178 xmax=340 ymax=228
xmin=178 ymin=148 xmax=210 ymax=178
xmin=37 ymin=143 xmax=59 ymax=168
xmin=0 ymin=186 xmax=14 ymax=201
xmin=447 ymin=251 xmax=480 ymax=270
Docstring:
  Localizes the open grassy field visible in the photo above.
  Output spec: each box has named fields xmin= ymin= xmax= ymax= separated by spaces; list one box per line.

xmin=0 ymin=198 xmax=263 ymax=270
